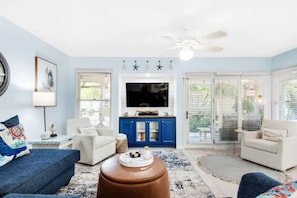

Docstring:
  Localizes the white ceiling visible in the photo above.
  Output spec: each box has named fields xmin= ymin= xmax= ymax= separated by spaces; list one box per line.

xmin=1 ymin=0 xmax=297 ymax=58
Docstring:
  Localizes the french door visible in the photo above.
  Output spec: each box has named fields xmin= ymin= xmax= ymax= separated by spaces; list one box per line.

xmin=184 ymin=73 xmax=268 ymax=147
xmin=184 ymin=75 xmax=213 ymax=144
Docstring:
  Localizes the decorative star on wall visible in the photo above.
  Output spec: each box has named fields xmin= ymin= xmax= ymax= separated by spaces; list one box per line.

xmin=133 ymin=60 xmax=139 ymax=71
xmin=156 ymin=60 xmax=163 ymax=70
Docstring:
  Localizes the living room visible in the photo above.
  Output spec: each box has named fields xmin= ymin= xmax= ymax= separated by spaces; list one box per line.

xmin=1 ymin=1 xmax=297 ymax=197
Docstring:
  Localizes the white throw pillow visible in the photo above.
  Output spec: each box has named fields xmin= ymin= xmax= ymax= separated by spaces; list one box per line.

xmin=262 ymin=127 xmax=287 ymax=142
xmin=78 ymin=126 xmax=98 ymax=136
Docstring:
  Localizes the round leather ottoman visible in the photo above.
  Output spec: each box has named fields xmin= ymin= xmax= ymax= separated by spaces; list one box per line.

xmin=97 ymin=155 xmax=170 ymax=198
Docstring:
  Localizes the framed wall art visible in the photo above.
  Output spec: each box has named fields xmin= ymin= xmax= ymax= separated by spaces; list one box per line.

xmin=35 ymin=57 xmax=57 ymax=92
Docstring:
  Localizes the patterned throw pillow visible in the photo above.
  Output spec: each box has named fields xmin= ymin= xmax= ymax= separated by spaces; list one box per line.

xmin=78 ymin=126 xmax=98 ymax=136
xmin=256 ymin=181 xmax=297 ymax=198
xmin=1 ymin=115 xmax=20 ymax=128
xmin=0 ymin=123 xmax=30 ymax=167
xmin=262 ymin=127 xmax=288 ymax=142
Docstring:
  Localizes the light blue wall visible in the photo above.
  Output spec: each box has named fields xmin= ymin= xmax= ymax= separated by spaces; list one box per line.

xmin=0 ymin=17 xmax=69 ymax=139
xmin=271 ymin=48 xmax=297 ymax=70
xmin=1 ymin=17 xmax=296 ymax=147
xmin=68 ymin=57 xmax=271 ymax=148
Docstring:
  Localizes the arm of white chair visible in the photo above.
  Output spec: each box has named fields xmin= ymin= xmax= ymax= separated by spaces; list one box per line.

xmin=72 ymin=134 xmax=96 ymax=151
xmin=242 ymin=131 xmax=261 ymax=140
xmin=97 ymin=128 xmax=114 ymax=137
xmin=278 ymin=136 xmax=297 ymax=153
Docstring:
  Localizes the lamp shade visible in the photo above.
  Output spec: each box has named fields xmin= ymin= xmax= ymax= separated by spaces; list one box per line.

xmin=33 ymin=92 xmax=56 ymax=107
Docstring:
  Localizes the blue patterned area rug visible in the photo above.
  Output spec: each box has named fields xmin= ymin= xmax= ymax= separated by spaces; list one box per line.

xmin=57 ymin=150 xmax=215 ymax=198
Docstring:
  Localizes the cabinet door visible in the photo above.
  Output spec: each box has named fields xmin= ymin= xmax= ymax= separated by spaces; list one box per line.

xmin=161 ymin=118 xmax=176 ymax=144
xmin=119 ymin=118 xmax=135 ymax=144
xmin=135 ymin=121 xmax=146 ymax=143
xmin=148 ymin=120 xmax=160 ymax=143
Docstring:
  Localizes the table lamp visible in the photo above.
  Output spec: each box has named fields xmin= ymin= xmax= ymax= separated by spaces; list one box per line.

xmin=33 ymin=92 xmax=56 ymax=136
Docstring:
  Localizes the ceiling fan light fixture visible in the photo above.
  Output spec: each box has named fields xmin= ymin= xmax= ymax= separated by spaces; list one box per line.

xmin=179 ymin=47 xmax=194 ymax=61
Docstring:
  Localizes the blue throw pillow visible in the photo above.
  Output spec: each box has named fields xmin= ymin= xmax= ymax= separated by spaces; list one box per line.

xmin=1 ymin=115 xmax=19 ymax=128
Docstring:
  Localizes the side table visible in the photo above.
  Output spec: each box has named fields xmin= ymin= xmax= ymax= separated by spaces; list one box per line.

xmin=233 ymin=129 xmax=246 ymax=155
xmin=28 ymin=135 xmax=74 ymax=149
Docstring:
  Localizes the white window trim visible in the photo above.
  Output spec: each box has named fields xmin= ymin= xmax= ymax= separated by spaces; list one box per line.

xmin=272 ymin=66 xmax=297 ymax=120
xmin=75 ymin=69 xmax=112 ymax=128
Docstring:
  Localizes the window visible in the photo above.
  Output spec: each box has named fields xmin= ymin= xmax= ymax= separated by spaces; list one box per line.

xmin=273 ymin=67 xmax=297 ymax=120
xmin=76 ymin=71 xmax=111 ymax=127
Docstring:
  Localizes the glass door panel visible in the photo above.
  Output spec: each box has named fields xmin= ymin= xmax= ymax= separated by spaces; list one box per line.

xmin=214 ymin=78 xmax=238 ymax=143
xmin=185 ymin=78 xmax=212 ymax=144
xmin=136 ymin=121 xmax=146 ymax=142
xmin=241 ymin=79 xmax=263 ymax=131
xmin=149 ymin=121 xmax=159 ymax=142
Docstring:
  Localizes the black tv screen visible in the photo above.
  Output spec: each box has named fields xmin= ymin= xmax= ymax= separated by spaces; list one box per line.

xmin=126 ymin=83 xmax=169 ymax=107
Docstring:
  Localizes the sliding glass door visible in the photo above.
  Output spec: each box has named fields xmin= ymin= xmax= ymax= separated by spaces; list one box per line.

xmin=185 ymin=73 xmax=268 ymax=147
xmin=214 ymin=77 xmax=239 ymax=143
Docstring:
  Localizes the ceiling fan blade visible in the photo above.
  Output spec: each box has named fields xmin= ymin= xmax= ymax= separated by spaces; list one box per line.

xmin=197 ymin=31 xmax=227 ymax=41
xmin=199 ymin=45 xmax=223 ymax=52
xmin=167 ymin=46 xmax=182 ymax=50
xmin=161 ymin=35 xmax=179 ymax=41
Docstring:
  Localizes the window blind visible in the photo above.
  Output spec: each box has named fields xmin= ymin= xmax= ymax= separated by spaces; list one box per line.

xmin=273 ymin=66 xmax=297 ymax=120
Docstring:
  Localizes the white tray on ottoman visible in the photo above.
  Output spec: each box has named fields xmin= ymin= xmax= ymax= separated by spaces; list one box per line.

xmin=119 ymin=152 xmax=154 ymax=167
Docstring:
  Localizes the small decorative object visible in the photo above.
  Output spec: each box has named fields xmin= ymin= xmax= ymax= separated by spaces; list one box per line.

xmin=122 ymin=60 xmax=126 ymax=70
xmin=49 ymin=123 xmax=57 ymax=137
xmin=132 ymin=60 xmax=139 ymax=71
xmin=168 ymin=60 xmax=173 ymax=70
xmin=129 ymin=151 xmax=141 ymax=158
xmin=40 ymin=132 xmax=50 ymax=140
xmin=143 ymin=146 xmax=151 ymax=160
xmin=156 ymin=60 xmax=163 ymax=70
xmin=146 ymin=60 xmax=150 ymax=70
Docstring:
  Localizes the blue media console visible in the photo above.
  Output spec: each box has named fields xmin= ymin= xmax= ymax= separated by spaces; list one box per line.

xmin=119 ymin=117 xmax=176 ymax=148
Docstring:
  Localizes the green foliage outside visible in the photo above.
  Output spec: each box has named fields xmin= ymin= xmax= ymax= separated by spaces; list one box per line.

xmin=189 ymin=83 xmax=211 ymax=132
xmin=190 ymin=114 xmax=211 ymax=132
xmin=80 ymin=86 xmax=101 ymax=100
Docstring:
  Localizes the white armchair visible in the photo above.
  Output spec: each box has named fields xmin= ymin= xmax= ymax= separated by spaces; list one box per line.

xmin=241 ymin=119 xmax=297 ymax=171
xmin=67 ymin=117 xmax=116 ymax=165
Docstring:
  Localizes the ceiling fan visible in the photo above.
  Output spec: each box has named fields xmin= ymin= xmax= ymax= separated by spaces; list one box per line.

xmin=162 ymin=31 xmax=227 ymax=61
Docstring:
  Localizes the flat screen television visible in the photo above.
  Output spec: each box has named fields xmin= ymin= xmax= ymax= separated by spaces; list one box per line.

xmin=126 ymin=82 xmax=169 ymax=107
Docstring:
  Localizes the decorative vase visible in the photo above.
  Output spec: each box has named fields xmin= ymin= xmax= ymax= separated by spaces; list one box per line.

xmin=143 ymin=146 xmax=151 ymax=160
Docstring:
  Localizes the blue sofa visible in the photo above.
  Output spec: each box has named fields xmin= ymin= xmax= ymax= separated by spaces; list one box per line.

xmin=0 ymin=149 xmax=80 ymax=197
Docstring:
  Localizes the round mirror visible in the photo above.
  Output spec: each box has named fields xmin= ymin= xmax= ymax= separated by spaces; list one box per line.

xmin=0 ymin=53 xmax=10 ymax=96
